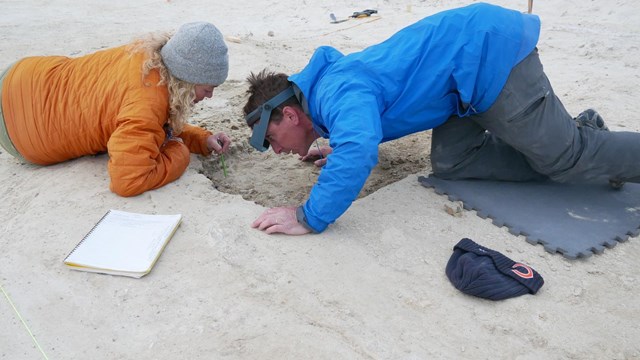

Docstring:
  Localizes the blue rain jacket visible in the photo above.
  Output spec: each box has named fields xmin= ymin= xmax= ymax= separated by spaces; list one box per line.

xmin=290 ymin=3 xmax=540 ymax=232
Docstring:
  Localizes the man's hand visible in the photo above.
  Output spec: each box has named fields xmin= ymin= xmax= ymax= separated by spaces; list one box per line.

xmin=251 ymin=206 xmax=311 ymax=235
xmin=299 ymin=145 xmax=332 ymax=167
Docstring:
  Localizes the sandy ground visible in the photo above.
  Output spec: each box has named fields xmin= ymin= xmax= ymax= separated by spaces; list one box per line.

xmin=1 ymin=0 xmax=640 ymax=359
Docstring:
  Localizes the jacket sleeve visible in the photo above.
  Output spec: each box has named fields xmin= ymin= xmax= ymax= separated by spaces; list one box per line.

xmin=107 ymin=116 xmax=191 ymax=197
xmin=301 ymin=80 xmax=384 ymax=232
xmin=179 ymin=123 xmax=213 ymax=155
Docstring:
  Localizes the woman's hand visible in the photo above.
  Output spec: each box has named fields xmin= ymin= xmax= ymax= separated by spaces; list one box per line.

xmin=299 ymin=145 xmax=332 ymax=167
xmin=207 ymin=132 xmax=231 ymax=154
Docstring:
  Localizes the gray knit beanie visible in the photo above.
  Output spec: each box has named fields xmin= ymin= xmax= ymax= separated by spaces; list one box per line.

xmin=161 ymin=22 xmax=229 ymax=85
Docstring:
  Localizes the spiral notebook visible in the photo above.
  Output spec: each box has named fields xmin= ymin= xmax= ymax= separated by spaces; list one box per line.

xmin=63 ymin=210 xmax=182 ymax=278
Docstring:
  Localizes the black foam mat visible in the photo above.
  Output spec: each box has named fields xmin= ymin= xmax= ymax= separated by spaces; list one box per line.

xmin=418 ymin=175 xmax=640 ymax=259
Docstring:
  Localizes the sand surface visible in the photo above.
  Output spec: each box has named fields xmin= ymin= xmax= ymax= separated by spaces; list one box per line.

xmin=1 ymin=0 xmax=640 ymax=359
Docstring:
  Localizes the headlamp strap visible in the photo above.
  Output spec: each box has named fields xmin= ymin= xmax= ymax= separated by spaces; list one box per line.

xmin=245 ymin=86 xmax=296 ymax=152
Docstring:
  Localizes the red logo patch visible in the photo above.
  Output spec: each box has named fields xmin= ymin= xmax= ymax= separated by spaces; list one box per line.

xmin=511 ymin=263 xmax=534 ymax=279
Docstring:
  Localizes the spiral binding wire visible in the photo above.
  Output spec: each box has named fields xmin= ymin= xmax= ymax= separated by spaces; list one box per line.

xmin=64 ymin=209 xmax=112 ymax=260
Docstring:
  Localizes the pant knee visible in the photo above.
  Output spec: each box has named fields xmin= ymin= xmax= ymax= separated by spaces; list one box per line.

xmin=430 ymin=149 xmax=460 ymax=178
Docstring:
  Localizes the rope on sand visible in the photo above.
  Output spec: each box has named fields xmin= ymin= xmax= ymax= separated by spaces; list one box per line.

xmin=1 ymin=283 xmax=50 ymax=360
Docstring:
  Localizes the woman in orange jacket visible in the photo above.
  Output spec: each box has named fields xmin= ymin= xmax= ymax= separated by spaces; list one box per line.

xmin=0 ymin=22 xmax=232 ymax=197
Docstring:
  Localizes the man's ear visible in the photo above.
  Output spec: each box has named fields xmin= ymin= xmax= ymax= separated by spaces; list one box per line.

xmin=282 ymin=106 xmax=299 ymax=125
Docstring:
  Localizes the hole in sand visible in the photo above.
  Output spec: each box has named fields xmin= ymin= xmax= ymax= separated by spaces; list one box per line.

xmin=194 ymin=81 xmax=432 ymax=207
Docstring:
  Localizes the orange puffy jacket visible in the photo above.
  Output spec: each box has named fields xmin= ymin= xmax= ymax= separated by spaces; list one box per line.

xmin=1 ymin=45 xmax=213 ymax=197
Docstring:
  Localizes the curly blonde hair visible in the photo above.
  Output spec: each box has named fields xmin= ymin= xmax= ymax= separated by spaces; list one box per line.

xmin=127 ymin=31 xmax=195 ymax=135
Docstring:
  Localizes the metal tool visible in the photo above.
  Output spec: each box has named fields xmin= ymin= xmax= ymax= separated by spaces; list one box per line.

xmin=330 ymin=9 xmax=378 ymax=24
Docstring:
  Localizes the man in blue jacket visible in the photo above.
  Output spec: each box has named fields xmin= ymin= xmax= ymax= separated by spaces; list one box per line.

xmin=243 ymin=3 xmax=640 ymax=235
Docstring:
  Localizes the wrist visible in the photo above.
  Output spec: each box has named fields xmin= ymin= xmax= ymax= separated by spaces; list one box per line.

xmin=206 ymin=136 xmax=215 ymax=153
xmin=296 ymin=206 xmax=318 ymax=233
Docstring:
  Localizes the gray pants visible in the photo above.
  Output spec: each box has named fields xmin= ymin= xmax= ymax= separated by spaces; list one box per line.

xmin=431 ymin=49 xmax=640 ymax=184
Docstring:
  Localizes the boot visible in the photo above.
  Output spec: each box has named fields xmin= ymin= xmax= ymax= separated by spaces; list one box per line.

xmin=574 ymin=109 xmax=623 ymax=189
xmin=574 ymin=108 xmax=608 ymax=131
